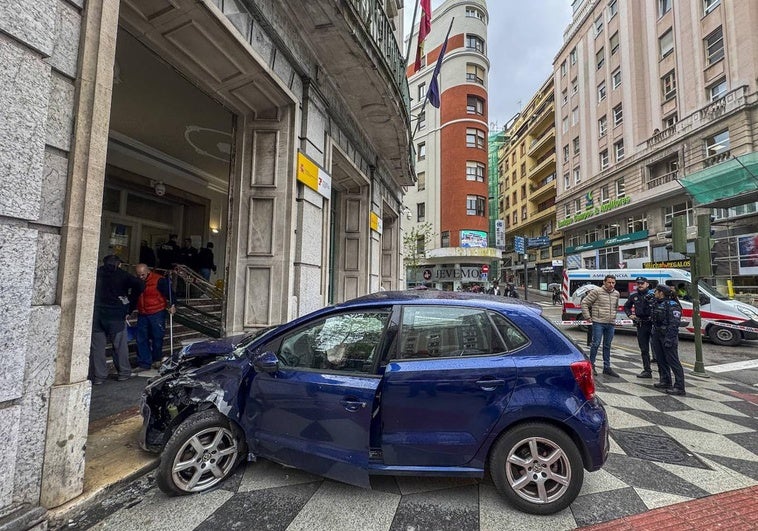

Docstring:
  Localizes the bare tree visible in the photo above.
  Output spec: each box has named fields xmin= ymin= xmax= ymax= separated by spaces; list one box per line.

xmin=402 ymin=222 xmax=436 ymax=285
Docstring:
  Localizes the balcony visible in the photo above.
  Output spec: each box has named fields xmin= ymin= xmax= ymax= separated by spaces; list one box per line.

xmin=646 ymin=169 xmax=678 ymax=190
xmin=528 ymin=151 xmax=556 ymax=180
xmin=529 ymin=177 xmax=557 ymax=203
xmin=527 ymin=126 xmax=555 ymax=158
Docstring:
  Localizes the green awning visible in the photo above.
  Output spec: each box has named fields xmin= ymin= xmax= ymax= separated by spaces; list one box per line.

xmin=679 ymin=151 xmax=758 ymax=208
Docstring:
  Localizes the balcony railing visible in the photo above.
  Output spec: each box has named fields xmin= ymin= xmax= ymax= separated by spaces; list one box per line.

xmin=646 ymin=169 xmax=678 ymax=190
xmin=704 ymin=149 xmax=731 ymax=167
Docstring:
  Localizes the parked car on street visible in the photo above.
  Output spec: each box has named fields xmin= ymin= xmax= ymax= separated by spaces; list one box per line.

xmin=139 ymin=291 xmax=608 ymax=514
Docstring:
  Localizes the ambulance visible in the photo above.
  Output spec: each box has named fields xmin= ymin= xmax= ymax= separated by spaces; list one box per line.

xmin=561 ymin=268 xmax=758 ymax=346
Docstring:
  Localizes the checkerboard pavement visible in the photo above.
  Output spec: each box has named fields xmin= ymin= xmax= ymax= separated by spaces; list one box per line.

xmin=61 ymin=347 xmax=758 ymax=531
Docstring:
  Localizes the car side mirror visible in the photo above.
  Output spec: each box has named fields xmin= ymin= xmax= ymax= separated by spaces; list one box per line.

xmin=252 ymin=351 xmax=279 ymax=373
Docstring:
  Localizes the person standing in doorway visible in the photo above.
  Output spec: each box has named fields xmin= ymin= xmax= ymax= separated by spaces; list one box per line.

xmin=196 ymin=242 xmax=217 ymax=282
xmin=133 ymin=263 xmax=175 ymax=371
xmin=178 ymin=237 xmax=199 ymax=270
xmin=581 ymin=275 xmax=621 ymax=377
xmin=651 ymin=284 xmax=686 ymax=395
xmin=90 ymin=255 xmax=143 ymax=384
xmin=139 ymin=240 xmax=156 ymax=268
xmin=624 ymin=276 xmax=657 ymax=378
xmin=157 ymin=234 xmax=180 ymax=269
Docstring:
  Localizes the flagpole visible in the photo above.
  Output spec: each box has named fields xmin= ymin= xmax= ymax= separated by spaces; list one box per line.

xmin=404 ymin=0 xmax=422 ymax=68
xmin=411 ymin=17 xmax=454 ymax=141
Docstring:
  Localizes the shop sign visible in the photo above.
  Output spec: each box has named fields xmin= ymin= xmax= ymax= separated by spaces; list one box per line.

xmin=460 ymin=230 xmax=488 ymax=248
xmin=566 ymin=230 xmax=649 ymax=254
xmin=558 ymin=196 xmax=631 ymax=229
xmin=643 ymin=260 xmax=691 ymax=269
xmin=370 ymin=212 xmax=383 ymax=234
xmin=425 ymin=266 xmax=484 ymax=281
xmin=495 ymin=220 xmax=505 ymax=250
xmin=297 ymin=151 xmax=332 ymax=198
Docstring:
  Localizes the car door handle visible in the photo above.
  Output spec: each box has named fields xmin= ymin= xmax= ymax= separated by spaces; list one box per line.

xmin=341 ymin=399 xmax=367 ymax=412
xmin=476 ymin=379 xmax=505 ymax=391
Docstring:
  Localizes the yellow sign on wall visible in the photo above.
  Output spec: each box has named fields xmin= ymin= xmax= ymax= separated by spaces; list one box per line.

xmin=297 ymin=151 xmax=332 ymax=198
xmin=370 ymin=212 xmax=383 ymax=234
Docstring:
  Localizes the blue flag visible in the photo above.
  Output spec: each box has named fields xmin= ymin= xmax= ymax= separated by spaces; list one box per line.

xmin=427 ymin=19 xmax=453 ymax=109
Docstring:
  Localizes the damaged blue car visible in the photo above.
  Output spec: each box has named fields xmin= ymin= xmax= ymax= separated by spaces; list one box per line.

xmin=139 ymin=291 xmax=608 ymax=514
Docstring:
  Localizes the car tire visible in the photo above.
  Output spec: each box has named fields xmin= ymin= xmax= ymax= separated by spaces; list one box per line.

xmin=489 ymin=422 xmax=583 ymax=515
xmin=708 ymin=324 xmax=741 ymax=346
xmin=157 ymin=409 xmax=245 ymax=496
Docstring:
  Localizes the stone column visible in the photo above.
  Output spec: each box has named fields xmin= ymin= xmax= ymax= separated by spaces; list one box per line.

xmin=40 ymin=0 xmax=121 ymax=508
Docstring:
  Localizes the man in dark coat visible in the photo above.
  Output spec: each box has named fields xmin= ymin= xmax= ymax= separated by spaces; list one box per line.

xmin=624 ymin=276 xmax=657 ymax=378
xmin=139 ymin=240 xmax=157 ymax=268
xmin=157 ymin=234 xmax=180 ymax=269
xmin=196 ymin=242 xmax=217 ymax=282
xmin=90 ymin=255 xmax=143 ymax=384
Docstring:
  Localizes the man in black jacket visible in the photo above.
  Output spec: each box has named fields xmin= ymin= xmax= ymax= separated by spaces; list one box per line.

xmin=89 ymin=255 xmax=143 ymax=384
xmin=624 ymin=276 xmax=657 ymax=378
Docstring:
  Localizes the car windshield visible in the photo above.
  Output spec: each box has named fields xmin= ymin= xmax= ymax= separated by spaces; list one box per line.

xmin=232 ymin=326 xmax=278 ymax=355
xmin=698 ymin=280 xmax=728 ymax=300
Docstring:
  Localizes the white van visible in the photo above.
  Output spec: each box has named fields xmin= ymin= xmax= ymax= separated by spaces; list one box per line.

xmin=561 ymin=269 xmax=758 ymax=346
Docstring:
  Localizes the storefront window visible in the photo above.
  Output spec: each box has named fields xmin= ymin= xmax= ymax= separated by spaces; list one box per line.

xmin=598 ymin=246 xmax=620 ymax=269
xmin=584 ymin=256 xmax=597 ymax=269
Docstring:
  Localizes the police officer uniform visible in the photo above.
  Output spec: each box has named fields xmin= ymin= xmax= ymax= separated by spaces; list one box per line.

xmin=623 ymin=276 xmax=656 ymax=378
xmin=650 ymin=285 xmax=686 ymax=395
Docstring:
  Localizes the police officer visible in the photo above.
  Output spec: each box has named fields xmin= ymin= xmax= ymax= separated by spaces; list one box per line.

xmin=651 ymin=284 xmax=686 ymax=396
xmin=624 ymin=276 xmax=656 ymax=378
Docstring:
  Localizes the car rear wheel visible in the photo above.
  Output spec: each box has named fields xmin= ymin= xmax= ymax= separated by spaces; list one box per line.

xmin=157 ymin=409 xmax=244 ymax=496
xmin=490 ymin=423 xmax=583 ymax=515
xmin=708 ymin=324 xmax=741 ymax=346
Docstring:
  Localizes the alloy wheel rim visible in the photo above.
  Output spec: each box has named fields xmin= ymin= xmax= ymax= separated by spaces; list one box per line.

xmin=505 ymin=436 xmax=571 ymax=504
xmin=171 ymin=426 xmax=238 ymax=492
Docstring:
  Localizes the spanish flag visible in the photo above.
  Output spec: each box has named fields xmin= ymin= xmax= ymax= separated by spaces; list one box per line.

xmin=413 ymin=0 xmax=432 ymax=72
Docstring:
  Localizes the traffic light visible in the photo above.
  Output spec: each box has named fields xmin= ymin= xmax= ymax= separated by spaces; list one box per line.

xmin=694 ymin=214 xmax=716 ymax=277
xmin=663 ymin=215 xmax=687 ymax=254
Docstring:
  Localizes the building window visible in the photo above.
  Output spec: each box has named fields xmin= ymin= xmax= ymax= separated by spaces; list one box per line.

xmin=616 ymin=177 xmax=626 ymax=197
xmin=598 ymin=80 xmax=607 ymax=101
xmin=662 ymin=70 xmax=676 ymax=100
xmin=608 ymin=0 xmax=618 ymax=18
xmin=417 ymin=171 xmax=425 ymax=191
xmin=572 ymin=137 xmax=580 ymax=155
xmin=562 ymin=116 xmax=568 ymax=133
xmin=627 ymin=214 xmax=647 ymax=233
xmin=612 ymin=68 xmax=621 ymax=89
xmin=563 ymin=173 xmax=570 ymax=190
xmin=466 ymin=128 xmax=485 ymax=149
xmin=705 ymin=27 xmax=724 ymax=65
xmin=613 ymin=104 xmax=623 ymax=126
xmin=520 ymin=162 xmax=526 ymax=177
xmin=467 ymin=95 xmax=484 ymax=115
xmin=418 ymin=142 xmax=426 ymax=160
xmin=562 ymin=89 xmax=568 ymax=105
xmin=521 ymin=205 xmax=527 ymax=220
xmin=704 ymin=0 xmax=721 ymax=15
xmin=513 ymin=212 xmax=518 ymax=225
xmin=573 ymin=167 xmax=581 ymax=184
xmin=563 ymin=145 xmax=569 ymax=162
xmin=570 ymin=47 xmax=577 ymax=65
xmin=659 ymin=0 xmax=672 ymax=16
xmin=571 ymin=107 xmax=579 ymax=126
xmin=560 ymin=60 xmax=567 ymax=76
xmin=600 ymin=149 xmax=609 ymax=170
xmin=466 ymin=161 xmax=485 ymax=182
xmin=565 ymin=204 xmax=572 ymax=218
xmin=610 ymin=32 xmax=620 ymax=56
xmin=575 ymin=198 xmax=582 ymax=213
xmin=466 ymin=6 xmax=485 ymax=20
xmin=594 ymin=15 xmax=604 ymax=36
xmin=601 ymin=185 xmax=610 ymax=204
xmin=418 ymin=111 xmax=426 ymax=130
xmin=659 ymin=29 xmax=673 ymax=58
xmin=599 ymin=115 xmax=607 ymax=137
xmin=417 ymin=83 xmax=426 ymax=102
xmin=441 ymin=231 xmax=450 ymax=248
xmin=416 ymin=202 xmax=425 ymax=222
xmin=614 ymin=139 xmax=625 ymax=162
xmin=705 ymin=130 xmax=730 ymax=157
xmin=571 ymin=78 xmax=578 ymax=94
xmin=466 ymin=195 xmax=486 ymax=216
xmin=596 ymin=47 xmax=605 ymax=69
xmin=466 ymin=34 xmax=485 ymax=53
xmin=521 ymin=183 xmax=527 ymax=199
xmin=466 ymin=63 xmax=485 ymax=84
xmin=664 ymin=113 xmax=678 ymax=128
xmin=709 ymin=78 xmax=727 ymax=101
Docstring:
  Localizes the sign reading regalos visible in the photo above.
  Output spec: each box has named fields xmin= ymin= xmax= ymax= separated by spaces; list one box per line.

xmin=297 ymin=151 xmax=332 ymax=199
xmin=460 ymin=230 xmax=488 ymax=248
xmin=558 ymin=196 xmax=631 ymax=228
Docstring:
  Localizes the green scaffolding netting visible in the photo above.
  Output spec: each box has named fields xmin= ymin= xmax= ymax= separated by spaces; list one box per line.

xmin=679 ymin=152 xmax=758 ymax=205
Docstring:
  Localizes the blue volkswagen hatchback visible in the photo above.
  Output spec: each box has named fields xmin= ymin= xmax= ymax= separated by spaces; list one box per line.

xmin=140 ymin=291 xmax=608 ymax=514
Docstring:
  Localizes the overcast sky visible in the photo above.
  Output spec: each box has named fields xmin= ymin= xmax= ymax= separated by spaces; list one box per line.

xmin=405 ymin=1 xmax=573 ymax=130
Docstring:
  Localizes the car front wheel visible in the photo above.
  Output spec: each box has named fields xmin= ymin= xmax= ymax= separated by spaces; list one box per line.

xmin=490 ymin=423 xmax=583 ymax=515
xmin=708 ymin=324 xmax=741 ymax=346
xmin=157 ymin=409 xmax=244 ymax=496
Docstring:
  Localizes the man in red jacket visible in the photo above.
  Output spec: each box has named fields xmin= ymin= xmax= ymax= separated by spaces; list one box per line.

xmin=134 ymin=263 xmax=175 ymax=370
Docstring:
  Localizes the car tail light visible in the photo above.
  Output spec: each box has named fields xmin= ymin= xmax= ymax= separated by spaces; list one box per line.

xmin=570 ymin=360 xmax=596 ymax=400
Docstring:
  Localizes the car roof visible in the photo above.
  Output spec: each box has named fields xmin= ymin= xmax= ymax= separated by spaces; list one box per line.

xmin=342 ymin=290 xmax=541 ymax=309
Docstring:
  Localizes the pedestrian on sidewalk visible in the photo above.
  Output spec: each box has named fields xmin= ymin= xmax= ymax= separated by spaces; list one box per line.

xmin=651 ymin=284 xmax=686 ymax=395
xmin=581 ymin=274 xmax=620 ymax=377
xmin=90 ymin=255 xmax=143 ymax=384
xmin=624 ymin=276 xmax=657 ymax=378
xmin=133 ymin=263 xmax=175 ymax=371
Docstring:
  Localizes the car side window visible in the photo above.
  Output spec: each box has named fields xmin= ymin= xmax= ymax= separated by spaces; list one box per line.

xmin=277 ymin=311 xmax=389 ymax=374
xmin=394 ymin=305 xmax=506 ymax=359
xmin=489 ymin=312 xmax=529 ymax=351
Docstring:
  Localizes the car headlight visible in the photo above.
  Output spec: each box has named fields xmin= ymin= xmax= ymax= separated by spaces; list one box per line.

xmin=737 ymin=305 xmax=758 ymax=319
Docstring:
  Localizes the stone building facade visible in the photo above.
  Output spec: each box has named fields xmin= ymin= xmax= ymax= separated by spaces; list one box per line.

xmin=0 ymin=0 xmax=413 ymax=526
